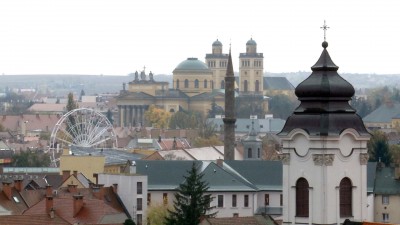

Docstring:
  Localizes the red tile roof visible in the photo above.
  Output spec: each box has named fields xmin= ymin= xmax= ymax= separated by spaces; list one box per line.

xmin=0 ymin=214 xmax=70 ymax=225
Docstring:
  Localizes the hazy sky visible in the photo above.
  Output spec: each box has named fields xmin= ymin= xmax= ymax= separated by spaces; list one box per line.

xmin=0 ymin=0 xmax=399 ymax=75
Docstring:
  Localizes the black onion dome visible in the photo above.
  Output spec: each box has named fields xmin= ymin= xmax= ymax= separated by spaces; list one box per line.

xmin=279 ymin=42 xmax=369 ymax=137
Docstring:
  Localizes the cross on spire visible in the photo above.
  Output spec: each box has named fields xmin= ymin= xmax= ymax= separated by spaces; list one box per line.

xmin=320 ymin=20 xmax=330 ymax=42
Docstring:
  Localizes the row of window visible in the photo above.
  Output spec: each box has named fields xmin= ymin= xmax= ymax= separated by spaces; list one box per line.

xmin=242 ymin=80 xmax=261 ymax=92
xmin=241 ymin=60 xmax=263 ymax=67
xmin=176 ymin=79 xmax=212 ymax=89
xmin=296 ymin=177 xmax=352 ymax=217
xmin=208 ymin=60 xmax=228 ymax=68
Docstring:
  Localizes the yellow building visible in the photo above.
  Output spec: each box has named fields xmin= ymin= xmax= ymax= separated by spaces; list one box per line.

xmin=116 ymin=38 xmax=294 ymax=127
xmin=59 ymin=153 xmax=105 ymax=181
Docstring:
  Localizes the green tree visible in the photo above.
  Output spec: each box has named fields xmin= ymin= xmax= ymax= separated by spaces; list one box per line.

xmin=169 ymin=111 xmax=202 ymax=129
xmin=144 ymin=105 xmax=171 ymax=129
xmin=165 ymin=162 xmax=216 ymax=225
xmin=368 ymin=130 xmax=392 ymax=166
xmin=66 ymin=92 xmax=78 ymax=138
xmin=106 ymin=109 xmax=114 ymax=125
xmin=390 ymin=144 xmax=400 ymax=165
xmin=268 ymin=94 xmax=298 ymax=120
xmin=207 ymin=98 xmax=224 ymax=119
xmin=123 ymin=218 xmax=136 ymax=225
xmin=12 ymin=150 xmax=51 ymax=167
xmin=235 ymin=94 xmax=265 ymax=119
xmin=147 ymin=204 xmax=170 ymax=225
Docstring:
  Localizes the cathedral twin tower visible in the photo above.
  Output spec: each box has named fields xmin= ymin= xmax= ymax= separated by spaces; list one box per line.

xmin=205 ymin=38 xmax=264 ymax=93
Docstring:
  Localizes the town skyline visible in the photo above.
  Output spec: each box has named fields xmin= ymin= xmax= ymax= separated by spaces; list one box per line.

xmin=0 ymin=0 xmax=399 ymax=75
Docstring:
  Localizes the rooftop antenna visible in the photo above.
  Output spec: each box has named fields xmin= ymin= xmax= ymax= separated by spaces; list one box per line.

xmin=320 ymin=20 xmax=330 ymax=42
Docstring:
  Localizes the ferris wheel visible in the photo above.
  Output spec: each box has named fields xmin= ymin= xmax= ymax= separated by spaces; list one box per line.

xmin=47 ymin=108 xmax=117 ymax=167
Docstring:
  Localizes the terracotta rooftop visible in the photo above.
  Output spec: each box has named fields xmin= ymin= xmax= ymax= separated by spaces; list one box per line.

xmin=0 ymin=214 xmax=70 ymax=225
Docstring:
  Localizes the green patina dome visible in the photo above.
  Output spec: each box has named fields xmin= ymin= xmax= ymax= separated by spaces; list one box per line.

xmin=212 ymin=39 xmax=222 ymax=46
xmin=173 ymin=58 xmax=211 ymax=73
xmin=246 ymin=38 xmax=257 ymax=45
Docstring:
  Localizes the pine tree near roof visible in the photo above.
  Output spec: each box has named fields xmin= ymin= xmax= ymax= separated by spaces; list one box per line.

xmin=165 ymin=162 xmax=216 ymax=225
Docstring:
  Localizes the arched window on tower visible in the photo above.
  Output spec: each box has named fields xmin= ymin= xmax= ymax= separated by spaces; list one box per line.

xmin=176 ymin=79 xmax=180 ymax=89
xmin=247 ymin=148 xmax=252 ymax=158
xmin=340 ymin=177 xmax=352 ymax=217
xmin=244 ymin=80 xmax=248 ymax=92
xmin=194 ymin=79 xmax=199 ymax=88
xmin=257 ymin=148 xmax=260 ymax=158
xmin=184 ymin=79 xmax=189 ymax=88
xmin=221 ymin=80 xmax=225 ymax=89
xmin=204 ymin=80 xmax=208 ymax=88
xmin=296 ymin=178 xmax=309 ymax=217
xmin=255 ymin=80 xmax=260 ymax=92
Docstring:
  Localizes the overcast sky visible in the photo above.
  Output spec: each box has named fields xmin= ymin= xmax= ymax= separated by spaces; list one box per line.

xmin=0 ymin=0 xmax=399 ymax=75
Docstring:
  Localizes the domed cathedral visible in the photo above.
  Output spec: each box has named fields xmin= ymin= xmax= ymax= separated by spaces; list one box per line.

xmin=278 ymin=39 xmax=370 ymax=224
xmin=172 ymin=57 xmax=213 ymax=97
xmin=205 ymin=39 xmax=229 ymax=90
xmin=239 ymin=38 xmax=264 ymax=93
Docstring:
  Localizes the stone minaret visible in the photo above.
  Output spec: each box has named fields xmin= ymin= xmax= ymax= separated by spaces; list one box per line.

xmin=223 ymin=48 xmax=236 ymax=160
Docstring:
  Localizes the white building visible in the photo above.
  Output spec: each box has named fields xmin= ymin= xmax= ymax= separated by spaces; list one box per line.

xmin=278 ymin=40 xmax=371 ymax=225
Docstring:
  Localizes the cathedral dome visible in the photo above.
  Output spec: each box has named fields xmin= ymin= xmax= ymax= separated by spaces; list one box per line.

xmin=173 ymin=58 xmax=211 ymax=73
xmin=212 ymin=39 xmax=223 ymax=46
xmin=246 ymin=38 xmax=257 ymax=45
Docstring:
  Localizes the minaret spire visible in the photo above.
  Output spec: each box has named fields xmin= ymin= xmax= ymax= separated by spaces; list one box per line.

xmin=223 ymin=47 xmax=236 ymax=160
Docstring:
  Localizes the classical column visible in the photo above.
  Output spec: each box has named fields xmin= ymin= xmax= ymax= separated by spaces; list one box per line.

xmin=118 ymin=105 xmax=123 ymax=127
xmin=129 ymin=106 xmax=133 ymax=127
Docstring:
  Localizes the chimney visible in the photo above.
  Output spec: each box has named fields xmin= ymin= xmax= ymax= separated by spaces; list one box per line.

xmin=216 ymin=158 xmax=223 ymax=167
xmin=73 ymin=194 xmax=84 ymax=217
xmin=73 ymin=170 xmax=78 ymax=178
xmin=158 ymin=135 xmax=162 ymax=143
xmin=68 ymin=183 xmax=78 ymax=193
xmin=93 ymin=173 xmax=98 ymax=185
xmin=62 ymin=170 xmax=70 ymax=182
xmin=130 ymin=161 xmax=136 ymax=174
xmin=92 ymin=184 xmax=104 ymax=200
xmin=50 ymin=208 xmax=55 ymax=219
xmin=2 ymin=181 xmax=12 ymax=200
xmin=36 ymin=113 xmax=40 ymax=119
xmin=45 ymin=195 xmax=53 ymax=215
xmin=112 ymin=183 xmax=118 ymax=193
xmin=46 ymin=184 xmax=53 ymax=197
xmin=2 ymin=115 xmax=5 ymax=120
xmin=14 ymin=178 xmax=23 ymax=192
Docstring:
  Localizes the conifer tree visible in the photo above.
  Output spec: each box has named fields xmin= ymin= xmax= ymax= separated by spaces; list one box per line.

xmin=165 ymin=162 xmax=215 ymax=225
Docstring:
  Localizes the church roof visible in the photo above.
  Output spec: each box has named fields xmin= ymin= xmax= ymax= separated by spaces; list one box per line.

xmin=263 ymin=77 xmax=295 ymax=91
xmin=173 ymin=58 xmax=211 ymax=73
xmin=362 ymin=102 xmax=400 ymax=123
xmin=279 ymin=41 xmax=369 ymax=137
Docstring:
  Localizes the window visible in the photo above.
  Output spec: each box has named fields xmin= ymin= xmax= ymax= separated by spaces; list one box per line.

xmin=211 ymin=81 xmax=214 ymax=89
xmin=163 ymin=193 xmax=168 ymax=205
xmin=258 ymin=148 xmax=260 ymax=158
xmin=280 ymin=194 xmax=283 ymax=206
xmin=244 ymin=195 xmax=249 ymax=207
xmin=296 ymin=178 xmax=309 ymax=217
xmin=248 ymin=148 xmax=252 ymax=158
xmin=137 ymin=182 xmax=142 ymax=194
xmin=184 ymin=79 xmax=189 ymax=88
xmin=194 ymin=79 xmax=199 ymax=88
xmin=147 ymin=193 xmax=151 ymax=205
xmin=382 ymin=195 xmax=389 ymax=205
xmin=340 ymin=177 xmax=352 ymax=217
xmin=176 ymin=79 xmax=179 ymax=89
xmin=221 ymin=80 xmax=225 ymax=89
xmin=137 ymin=198 xmax=142 ymax=211
xmin=137 ymin=214 xmax=143 ymax=225
xmin=217 ymin=195 xmax=224 ymax=207
xmin=244 ymin=80 xmax=248 ymax=92
xmin=383 ymin=213 xmax=389 ymax=222
xmin=264 ymin=194 xmax=269 ymax=206
xmin=255 ymin=80 xmax=260 ymax=92
xmin=204 ymin=80 xmax=208 ymax=88
xmin=233 ymin=213 xmax=239 ymax=217
xmin=232 ymin=194 xmax=237 ymax=207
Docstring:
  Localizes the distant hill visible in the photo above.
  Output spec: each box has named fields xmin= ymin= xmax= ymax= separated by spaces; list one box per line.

xmin=0 ymin=72 xmax=398 ymax=97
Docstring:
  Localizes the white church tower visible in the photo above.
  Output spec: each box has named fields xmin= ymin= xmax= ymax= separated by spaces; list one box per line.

xmin=278 ymin=33 xmax=370 ymax=224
